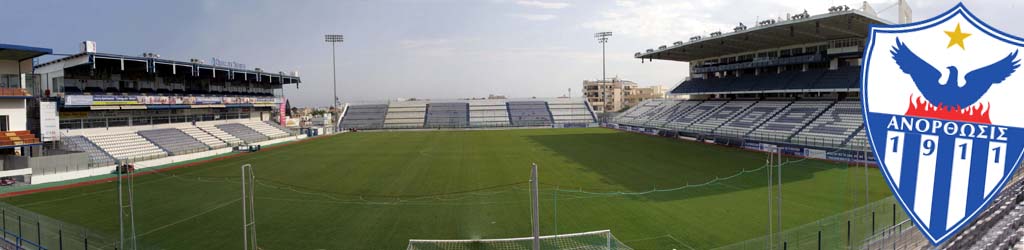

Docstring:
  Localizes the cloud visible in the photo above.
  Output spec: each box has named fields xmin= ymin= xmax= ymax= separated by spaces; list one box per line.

xmin=515 ymin=0 xmax=571 ymax=9
xmin=510 ymin=13 xmax=558 ymax=21
xmin=582 ymin=0 xmax=729 ymax=43
xmin=396 ymin=39 xmax=460 ymax=57
xmin=398 ymin=39 xmax=453 ymax=49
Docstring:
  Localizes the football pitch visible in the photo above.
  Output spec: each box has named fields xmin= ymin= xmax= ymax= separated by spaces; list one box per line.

xmin=1 ymin=128 xmax=893 ymax=249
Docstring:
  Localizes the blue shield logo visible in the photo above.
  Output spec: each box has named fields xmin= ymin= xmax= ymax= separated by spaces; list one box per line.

xmin=863 ymin=3 xmax=1024 ymax=245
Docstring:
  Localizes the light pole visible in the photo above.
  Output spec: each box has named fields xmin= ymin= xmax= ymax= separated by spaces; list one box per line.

xmin=324 ymin=34 xmax=344 ymax=109
xmin=595 ymin=32 xmax=612 ymax=113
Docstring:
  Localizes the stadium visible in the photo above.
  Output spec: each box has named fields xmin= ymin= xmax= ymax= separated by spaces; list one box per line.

xmin=0 ymin=1 xmax=1022 ymax=250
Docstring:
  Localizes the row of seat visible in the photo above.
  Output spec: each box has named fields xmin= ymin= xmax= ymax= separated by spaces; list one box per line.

xmin=87 ymin=133 xmax=168 ymax=162
xmin=748 ymin=101 xmax=831 ymax=142
xmin=339 ymin=104 xmax=389 ymax=129
xmin=137 ymin=128 xmax=208 ymax=155
xmin=716 ymin=101 xmax=791 ymax=137
xmin=61 ymin=136 xmax=116 ymax=166
xmin=383 ymin=104 xmax=427 ymax=129
xmin=471 ymin=105 xmax=512 ymax=127
xmin=181 ymin=126 xmax=228 ymax=148
xmin=425 ymin=103 xmax=469 ymax=128
xmin=199 ymin=125 xmax=244 ymax=145
xmin=507 ymin=101 xmax=553 ymax=126
xmin=941 ymin=178 xmax=1024 ymax=249
xmin=644 ymin=101 xmax=699 ymax=127
xmin=468 ymin=104 xmax=510 ymax=127
xmin=240 ymin=120 xmax=291 ymax=139
xmin=614 ymin=99 xmax=866 ymax=149
xmin=340 ymin=99 xmax=596 ymax=129
xmin=0 ymin=131 xmax=40 ymax=146
xmin=261 ymin=121 xmax=295 ymax=135
xmin=63 ymin=121 xmax=293 ymax=164
xmin=548 ymin=102 xmax=596 ymax=124
xmin=615 ymin=100 xmax=664 ymax=125
xmin=664 ymin=100 xmax=727 ymax=131
xmin=672 ymin=67 xmax=861 ymax=94
xmin=688 ymin=101 xmax=756 ymax=133
xmin=790 ymin=102 xmax=863 ymax=147
xmin=216 ymin=123 xmax=268 ymax=143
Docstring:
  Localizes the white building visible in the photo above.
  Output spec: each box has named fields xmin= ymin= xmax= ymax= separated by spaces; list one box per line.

xmin=0 ymin=44 xmax=50 ymax=147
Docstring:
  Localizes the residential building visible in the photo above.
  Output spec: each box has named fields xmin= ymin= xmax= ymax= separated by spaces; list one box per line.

xmin=582 ymin=78 xmax=665 ymax=112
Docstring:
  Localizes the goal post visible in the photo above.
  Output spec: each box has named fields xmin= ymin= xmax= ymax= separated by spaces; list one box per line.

xmin=406 ymin=229 xmax=634 ymax=250
xmin=241 ymin=164 xmax=258 ymax=250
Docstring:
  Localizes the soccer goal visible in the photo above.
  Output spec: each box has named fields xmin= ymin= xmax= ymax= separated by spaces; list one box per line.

xmin=406 ymin=230 xmax=633 ymax=250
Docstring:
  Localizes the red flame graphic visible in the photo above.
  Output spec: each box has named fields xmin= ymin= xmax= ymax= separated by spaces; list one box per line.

xmin=905 ymin=94 xmax=991 ymax=124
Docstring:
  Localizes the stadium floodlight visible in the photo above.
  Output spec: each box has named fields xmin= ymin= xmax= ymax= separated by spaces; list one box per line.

xmin=594 ymin=32 xmax=612 ymax=113
xmin=325 ymin=34 xmax=344 ymax=113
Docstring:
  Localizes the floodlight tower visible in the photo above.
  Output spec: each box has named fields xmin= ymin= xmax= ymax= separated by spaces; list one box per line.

xmin=595 ymin=32 xmax=612 ymax=113
xmin=324 ymin=34 xmax=344 ymax=109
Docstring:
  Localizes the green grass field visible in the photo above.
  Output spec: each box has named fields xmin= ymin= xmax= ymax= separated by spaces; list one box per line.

xmin=0 ymin=128 xmax=894 ymax=249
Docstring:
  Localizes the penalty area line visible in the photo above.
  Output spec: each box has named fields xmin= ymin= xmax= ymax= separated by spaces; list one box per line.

xmin=138 ymin=197 xmax=242 ymax=237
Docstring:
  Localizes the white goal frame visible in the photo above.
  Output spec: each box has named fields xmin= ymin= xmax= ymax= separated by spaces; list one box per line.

xmin=406 ymin=229 xmax=632 ymax=250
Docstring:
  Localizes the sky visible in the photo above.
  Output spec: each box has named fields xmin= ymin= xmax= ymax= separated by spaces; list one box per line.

xmin=3 ymin=0 xmax=1022 ymax=107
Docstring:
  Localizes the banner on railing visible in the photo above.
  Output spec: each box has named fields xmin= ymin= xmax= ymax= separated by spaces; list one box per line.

xmin=563 ymin=123 xmax=589 ymax=128
xmin=64 ymin=95 xmax=280 ymax=106
xmin=779 ymin=145 xmax=805 ymax=157
xmin=825 ymin=150 xmax=875 ymax=163
xmin=742 ymin=142 xmax=763 ymax=151
xmin=806 ymin=148 xmax=827 ymax=160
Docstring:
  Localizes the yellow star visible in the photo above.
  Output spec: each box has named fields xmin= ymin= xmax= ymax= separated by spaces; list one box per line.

xmin=945 ymin=23 xmax=971 ymax=50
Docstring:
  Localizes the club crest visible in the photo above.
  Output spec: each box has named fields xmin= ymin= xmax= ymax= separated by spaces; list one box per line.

xmin=862 ymin=3 xmax=1024 ymax=245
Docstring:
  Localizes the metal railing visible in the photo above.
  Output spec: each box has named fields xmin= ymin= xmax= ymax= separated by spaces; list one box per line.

xmin=0 ymin=202 xmax=116 ymax=250
xmin=59 ymin=113 xmax=253 ymax=131
xmin=714 ymin=197 xmax=911 ymax=250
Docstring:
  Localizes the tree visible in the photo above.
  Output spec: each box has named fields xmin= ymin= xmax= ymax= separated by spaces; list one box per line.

xmin=285 ymin=100 xmax=293 ymax=116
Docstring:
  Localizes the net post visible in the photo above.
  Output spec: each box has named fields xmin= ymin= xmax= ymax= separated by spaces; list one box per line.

xmin=530 ymin=163 xmax=540 ymax=250
xmin=117 ymin=167 xmax=122 ymax=250
xmin=241 ymin=164 xmax=258 ymax=250
xmin=606 ymin=230 xmax=612 ymax=250
xmin=241 ymin=164 xmax=248 ymax=250
xmin=129 ymin=171 xmax=137 ymax=250
xmin=776 ymin=148 xmax=782 ymax=247
xmin=766 ymin=150 xmax=773 ymax=250
xmin=553 ymin=186 xmax=558 ymax=236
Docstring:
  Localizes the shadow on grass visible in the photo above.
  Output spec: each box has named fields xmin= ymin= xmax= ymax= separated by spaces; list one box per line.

xmin=526 ymin=131 xmax=860 ymax=202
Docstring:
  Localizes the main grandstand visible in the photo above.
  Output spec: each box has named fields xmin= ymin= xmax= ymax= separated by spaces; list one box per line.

xmin=616 ymin=4 xmax=884 ymax=155
xmin=614 ymin=1 xmax=1024 ymax=249
xmin=23 ymin=43 xmax=303 ymax=183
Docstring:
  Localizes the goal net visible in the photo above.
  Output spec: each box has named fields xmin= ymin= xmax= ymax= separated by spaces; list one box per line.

xmin=406 ymin=230 xmax=633 ymax=250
